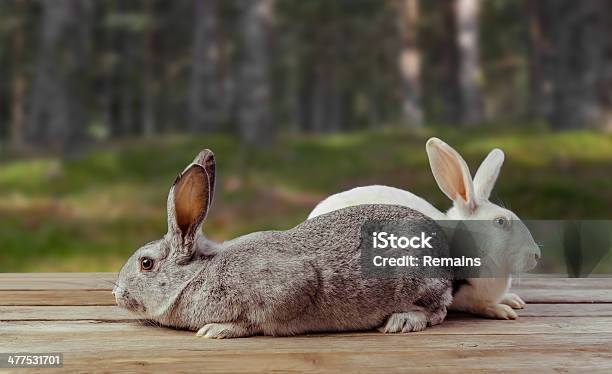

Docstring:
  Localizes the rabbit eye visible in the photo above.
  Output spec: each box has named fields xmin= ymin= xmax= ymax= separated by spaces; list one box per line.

xmin=494 ymin=217 xmax=508 ymax=228
xmin=140 ymin=257 xmax=154 ymax=271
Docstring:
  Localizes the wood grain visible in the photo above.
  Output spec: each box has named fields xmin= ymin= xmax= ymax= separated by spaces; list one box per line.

xmin=2 ymin=273 xmax=611 ymax=290
xmin=0 ymin=290 xmax=115 ymax=306
xmin=3 ymin=279 xmax=611 ymax=306
xmin=1 ymin=322 xmax=611 ymax=373
xmin=1 ymin=273 xmax=611 ymax=372
xmin=10 ymin=346 xmax=611 ymax=374
xmin=0 ymin=272 xmax=116 ymax=290
xmin=41 ymin=351 xmax=612 ymax=373
xmin=511 ymin=289 xmax=612 ymax=303
xmin=512 ymin=277 xmax=612 ymax=289
xmin=3 ymin=316 xmax=612 ymax=337
xmin=3 ymin=303 xmax=612 ymax=322
xmin=0 ymin=306 xmax=134 ymax=321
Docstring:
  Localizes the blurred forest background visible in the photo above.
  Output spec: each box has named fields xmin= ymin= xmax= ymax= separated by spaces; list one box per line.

xmin=0 ymin=0 xmax=611 ymax=272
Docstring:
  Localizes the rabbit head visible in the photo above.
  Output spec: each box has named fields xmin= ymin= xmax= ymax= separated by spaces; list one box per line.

xmin=113 ymin=150 xmax=216 ymax=319
xmin=426 ymin=137 xmax=540 ymax=273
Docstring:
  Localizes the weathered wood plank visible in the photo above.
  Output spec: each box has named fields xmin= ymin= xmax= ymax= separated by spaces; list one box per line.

xmin=473 ymin=303 xmax=612 ymax=317
xmin=1 ymin=274 xmax=610 ymax=372
xmin=2 ymin=287 xmax=610 ymax=307
xmin=1 ymin=321 xmax=610 ymax=373
xmin=2 ymin=317 xmax=612 ymax=338
xmin=25 ymin=347 xmax=612 ymax=373
xmin=511 ymin=289 xmax=612 ymax=303
xmin=1 ymin=274 xmax=610 ymax=291
xmin=0 ymin=290 xmax=115 ymax=306
xmin=0 ymin=306 xmax=134 ymax=321
xmin=518 ymin=303 xmax=612 ymax=317
xmin=512 ymin=277 xmax=612 ymax=290
xmin=0 ymin=273 xmax=115 ymax=290
xmin=2 ymin=320 xmax=612 ymax=351
xmin=2 ymin=303 xmax=611 ymax=322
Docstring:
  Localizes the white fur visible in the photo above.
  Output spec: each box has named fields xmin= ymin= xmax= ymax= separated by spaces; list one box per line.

xmin=308 ymin=185 xmax=445 ymax=220
xmin=196 ymin=323 xmax=251 ymax=339
xmin=308 ymin=137 xmax=540 ymax=319
xmin=378 ymin=311 xmax=428 ymax=333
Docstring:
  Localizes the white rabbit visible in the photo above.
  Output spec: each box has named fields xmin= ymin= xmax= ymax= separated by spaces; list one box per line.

xmin=308 ymin=137 xmax=541 ymax=319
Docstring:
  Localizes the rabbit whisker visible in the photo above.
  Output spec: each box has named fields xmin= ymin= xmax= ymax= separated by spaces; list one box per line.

xmin=103 ymin=280 xmax=119 ymax=288
xmin=133 ymin=310 xmax=162 ymax=328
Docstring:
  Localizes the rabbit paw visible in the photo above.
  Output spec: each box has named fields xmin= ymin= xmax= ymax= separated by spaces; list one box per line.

xmin=481 ymin=304 xmax=518 ymax=320
xmin=379 ymin=311 xmax=428 ymax=333
xmin=501 ymin=293 xmax=526 ymax=309
xmin=196 ymin=323 xmax=251 ymax=339
xmin=427 ymin=307 xmax=448 ymax=326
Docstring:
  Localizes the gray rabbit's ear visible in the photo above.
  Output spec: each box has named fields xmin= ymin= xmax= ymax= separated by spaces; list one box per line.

xmin=190 ymin=149 xmax=216 ymax=203
xmin=167 ymin=163 xmax=212 ymax=260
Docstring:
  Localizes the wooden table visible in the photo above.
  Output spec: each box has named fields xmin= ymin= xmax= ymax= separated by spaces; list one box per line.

xmin=1 ymin=274 xmax=611 ymax=373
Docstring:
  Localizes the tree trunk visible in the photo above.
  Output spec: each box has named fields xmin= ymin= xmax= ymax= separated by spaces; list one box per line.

xmin=142 ymin=0 xmax=156 ymax=137
xmin=26 ymin=0 xmax=91 ymax=151
xmin=189 ymin=0 xmax=225 ymax=133
xmin=311 ymin=58 xmax=329 ymax=133
xmin=236 ymin=0 xmax=274 ymax=145
xmin=118 ymin=31 xmax=135 ymax=137
xmin=526 ymin=0 xmax=553 ymax=120
xmin=455 ymin=0 xmax=484 ymax=125
xmin=297 ymin=60 xmax=314 ymax=132
xmin=543 ymin=0 xmax=612 ymax=131
xmin=398 ymin=0 xmax=423 ymax=128
xmin=439 ymin=0 xmax=461 ymax=123
xmin=101 ymin=4 xmax=116 ymax=140
xmin=9 ymin=0 xmax=26 ymax=149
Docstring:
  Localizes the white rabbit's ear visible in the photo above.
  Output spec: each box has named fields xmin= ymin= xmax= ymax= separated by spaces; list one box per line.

xmin=426 ymin=137 xmax=476 ymax=213
xmin=473 ymin=148 xmax=504 ymax=200
xmin=167 ymin=163 xmax=212 ymax=259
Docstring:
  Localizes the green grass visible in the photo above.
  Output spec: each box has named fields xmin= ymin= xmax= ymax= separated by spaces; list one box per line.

xmin=1 ymin=127 xmax=611 ymax=272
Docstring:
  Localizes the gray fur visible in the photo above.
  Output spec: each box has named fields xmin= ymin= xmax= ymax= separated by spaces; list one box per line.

xmin=114 ymin=152 xmax=452 ymax=338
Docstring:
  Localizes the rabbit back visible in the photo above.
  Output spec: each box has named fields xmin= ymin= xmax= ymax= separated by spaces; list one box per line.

xmin=177 ymin=204 xmax=451 ymax=335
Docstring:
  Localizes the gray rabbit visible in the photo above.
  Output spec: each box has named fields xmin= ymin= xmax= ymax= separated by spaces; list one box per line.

xmin=114 ymin=150 xmax=452 ymax=338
